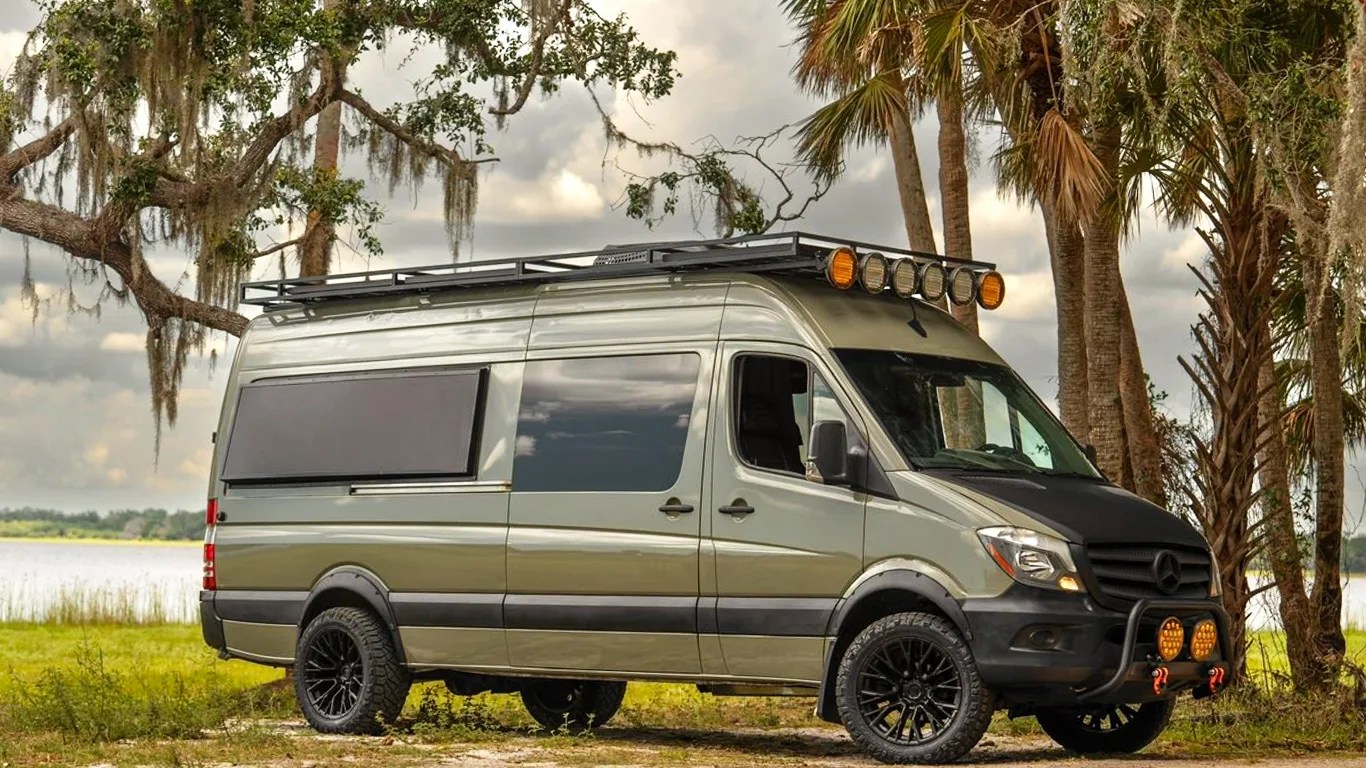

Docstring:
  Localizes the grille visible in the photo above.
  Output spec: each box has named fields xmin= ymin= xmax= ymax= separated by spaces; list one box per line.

xmin=1084 ymin=544 xmax=1212 ymax=603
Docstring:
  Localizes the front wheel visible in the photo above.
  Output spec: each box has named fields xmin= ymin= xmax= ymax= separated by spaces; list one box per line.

xmin=835 ymin=612 xmax=994 ymax=764
xmin=520 ymin=679 xmax=626 ymax=732
xmin=1035 ymin=699 xmax=1175 ymax=754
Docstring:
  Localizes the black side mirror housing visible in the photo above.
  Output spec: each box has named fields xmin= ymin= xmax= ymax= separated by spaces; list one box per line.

xmin=807 ymin=420 xmax=851 ymax=485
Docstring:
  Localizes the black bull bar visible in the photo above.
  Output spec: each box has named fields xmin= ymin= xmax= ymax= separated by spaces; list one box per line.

xmin=1076 ymin=598 xmax=1234 ymax=703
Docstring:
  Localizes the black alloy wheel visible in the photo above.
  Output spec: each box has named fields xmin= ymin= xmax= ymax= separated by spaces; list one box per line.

xmin=857 ymin=635 xmax=964 ymax=744
xmin=301 ymin=627 xmax=365 ymax=718
xmin=1035 ymin=699 xmax=1175 ymax=754
xmin=520 ymin=679 xmax=626 ymax=732
xmin=836 ymin=613 xmax=994 ymax=764
xmin=294 ymin=606 xmax=411 ymax=734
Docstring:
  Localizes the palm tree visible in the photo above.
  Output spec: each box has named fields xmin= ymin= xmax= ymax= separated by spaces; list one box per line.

xmin=785 ymin=0 xmax=937 ymax=253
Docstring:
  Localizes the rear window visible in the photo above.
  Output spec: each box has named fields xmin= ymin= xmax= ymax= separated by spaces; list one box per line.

xmin=220 ymin=369 xmax=484 ymax=484
xmin=513 ymin=353 xmax=700 ymax=492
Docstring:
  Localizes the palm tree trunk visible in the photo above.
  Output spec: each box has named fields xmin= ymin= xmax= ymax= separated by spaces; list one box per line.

xmin=937 ymin=86 xmax=977 ymax=333
xmin=1082 ymin=123 xmax=1127 ymax=485
xmin=936 ymin=80 xmax=985 ymax=447
xmin=1259 ymin=338 xmax=1325 ymax=688
xmin=1117 ymin=289 xmax=1167 ymax=506
xmin=1042 ymin=200 xmax=1090 ymax=441
xmin=1305 ymin=256 xmax=1348 ymax=665
xmin=300 ymin=0 xmax=345 ymax=277
xmin=888 ymin=75 xmax=937 ymax=254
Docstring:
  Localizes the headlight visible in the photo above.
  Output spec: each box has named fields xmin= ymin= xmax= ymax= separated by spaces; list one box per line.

xmin=978 ymin=527 xmax=1083 ymax=592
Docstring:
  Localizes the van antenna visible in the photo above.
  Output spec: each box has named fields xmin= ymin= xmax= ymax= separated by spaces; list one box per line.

xmin=907 ymin=302 xmax=928 ymax=338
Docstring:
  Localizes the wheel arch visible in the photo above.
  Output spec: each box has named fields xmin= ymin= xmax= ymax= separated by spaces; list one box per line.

xmin=815 ymin=569 xmax=973 ymax=723
xmin=301 ymin=566 xmax=407 ymax=665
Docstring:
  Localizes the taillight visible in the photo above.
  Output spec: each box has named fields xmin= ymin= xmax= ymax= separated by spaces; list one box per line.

xmin=203 ymin=543 xmax=217 ymax=590
xmin=206 ymin=498 xmax=219 ymax=527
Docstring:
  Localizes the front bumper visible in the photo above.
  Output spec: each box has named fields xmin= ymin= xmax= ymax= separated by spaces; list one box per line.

xmin=962 ymin=587 xmax=1231 ymax=706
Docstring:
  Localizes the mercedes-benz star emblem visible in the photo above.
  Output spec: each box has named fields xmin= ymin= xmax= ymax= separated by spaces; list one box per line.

xmin=1152 ymin=550 xmax=1183 ymax=595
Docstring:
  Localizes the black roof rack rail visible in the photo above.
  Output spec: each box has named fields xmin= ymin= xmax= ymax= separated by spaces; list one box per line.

xmin=238 ymin=231 xmax=997 ymax=310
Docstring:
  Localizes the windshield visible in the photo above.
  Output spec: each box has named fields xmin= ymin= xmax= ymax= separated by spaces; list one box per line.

xmin=834 ymin=349 xmax=1100 ymax=477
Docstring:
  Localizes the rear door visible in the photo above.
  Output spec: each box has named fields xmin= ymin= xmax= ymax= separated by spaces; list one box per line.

xmin=705 ymin=342 xmax=867 ymax=683
xmin=505 ymin=348 xmax=712 ymax=675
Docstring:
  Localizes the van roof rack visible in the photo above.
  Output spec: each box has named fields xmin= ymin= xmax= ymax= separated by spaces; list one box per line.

xmin=238 ymin=231 xmax=997 ymax=310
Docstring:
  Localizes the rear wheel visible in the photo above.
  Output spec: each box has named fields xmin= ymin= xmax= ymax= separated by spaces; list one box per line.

xmin=520 ymin=679 xmax=626 ymax=732
xmin=294 ymin=607 xmax=411 ymax=734
xmin=835 ymin=612 xmax=994 ymax=764
xmin=1035 ymin=699 xmax=1175 ymax=754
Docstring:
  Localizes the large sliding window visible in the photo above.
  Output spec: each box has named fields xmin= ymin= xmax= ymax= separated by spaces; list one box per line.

xmin=513 ymin=354 xmax=700 ymax=492
xmin=220 ymin=368 xmax=485 ymax=484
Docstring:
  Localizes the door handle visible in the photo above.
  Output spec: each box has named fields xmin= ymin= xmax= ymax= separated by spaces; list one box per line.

xmin=719 ymin=499 xmax=755 ymax=516
xmin=658 ymin=501 xmax=695 ymax=515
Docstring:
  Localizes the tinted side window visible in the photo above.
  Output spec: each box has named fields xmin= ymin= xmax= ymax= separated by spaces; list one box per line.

xmin=221 ymin=369 xmax=484 ymax=483
xmin=513 ymin=354 xmax=700 ymax=492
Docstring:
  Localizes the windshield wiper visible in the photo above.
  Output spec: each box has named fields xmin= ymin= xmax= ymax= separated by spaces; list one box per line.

xmin=1040 ymin=470 xmax=1105 ymax=481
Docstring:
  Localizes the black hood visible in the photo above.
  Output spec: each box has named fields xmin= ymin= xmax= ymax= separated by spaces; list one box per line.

xmin=925 ymin=471 xmax=1207 ymax=548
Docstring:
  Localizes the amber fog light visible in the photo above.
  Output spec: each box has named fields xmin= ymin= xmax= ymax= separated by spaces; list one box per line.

xmin=1190 ymin=619 xmax=1218 ymax=661
xmin=1157 ymin=617 xmax=1185 ymax=661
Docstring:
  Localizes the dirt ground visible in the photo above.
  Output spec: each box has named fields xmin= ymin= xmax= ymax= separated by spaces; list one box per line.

xmin=252 ymin=723 xmax=1366 ymax=768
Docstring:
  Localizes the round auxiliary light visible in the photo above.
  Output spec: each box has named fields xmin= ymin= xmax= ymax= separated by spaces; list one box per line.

xmin=1157 ymin=616 xmax=1186 ymax=662
xmin=891 ymin=259 xmax=918 ymax=298
xmin=948 ymin=267 xmax=976 ymax=306
xmin=977 ymin=270 xmax=1006 ymax=310
xmin=826 ymin=247 xmax=857 ymax=290
xmin=919 ymin=262 xmax=947 ymax=302
xmin=1190 ymin=619 xmax=1218 ymax=661
xmin=859 ymin=252 xmax=889 ymax=294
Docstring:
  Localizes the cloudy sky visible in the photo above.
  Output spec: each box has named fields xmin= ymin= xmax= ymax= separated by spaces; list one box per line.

xmin=0 ymin=1 xmax=1360 ymax=525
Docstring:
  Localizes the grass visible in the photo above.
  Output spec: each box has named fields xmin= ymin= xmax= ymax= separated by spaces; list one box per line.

xmin=0 ymin=624 xmax=1364 ymax=766
xmin=0 ymin=582 xmax=193 ymax=624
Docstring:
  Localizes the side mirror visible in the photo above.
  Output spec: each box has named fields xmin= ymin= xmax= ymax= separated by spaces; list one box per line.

xmin=807 ymin=420 xmax=850 ymax=485
xmin=1083 ymin=443 xmax=1098 ymax=465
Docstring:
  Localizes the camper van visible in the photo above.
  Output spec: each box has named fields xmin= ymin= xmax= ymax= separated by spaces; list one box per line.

xmin=200 ymin=233 xmax=1229 ymax=764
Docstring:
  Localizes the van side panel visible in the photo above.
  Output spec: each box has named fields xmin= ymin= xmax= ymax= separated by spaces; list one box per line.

xmin=210 ymin=294 xmax=531 ymax=667
xmin=503 ymin=283 xmax=725 ymax=676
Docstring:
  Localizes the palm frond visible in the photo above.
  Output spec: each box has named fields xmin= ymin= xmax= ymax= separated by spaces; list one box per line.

xmin=795 ymin=69 xmax=907 ymax=182
xmin=1030 ymin=108 xmax=1109 ymax=223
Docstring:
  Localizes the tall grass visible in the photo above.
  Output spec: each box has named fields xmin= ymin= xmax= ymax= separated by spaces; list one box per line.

xmin=0 ymin=582 xmax=193 ymax=625
xmin=0 ymin=641 xmax=290 ymax=742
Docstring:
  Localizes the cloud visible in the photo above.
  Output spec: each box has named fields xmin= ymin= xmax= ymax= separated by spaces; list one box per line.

xmin=100 ymin=332 xmax=145 ymax=352
xmin=0 ymin=0 xmax=1359 ymax=528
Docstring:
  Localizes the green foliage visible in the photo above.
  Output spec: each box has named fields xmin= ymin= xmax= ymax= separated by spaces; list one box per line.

xmin=1346 ymin=535 xmax=1366 ymax=575
xmin=3 ymin=642 xmax=234 ymax=742
xmin=0 ymin=507 xmax=204 ymax=540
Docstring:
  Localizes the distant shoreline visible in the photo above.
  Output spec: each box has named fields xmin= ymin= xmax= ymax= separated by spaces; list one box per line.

xmin=0 ymin=536 xmax=200 ymax=547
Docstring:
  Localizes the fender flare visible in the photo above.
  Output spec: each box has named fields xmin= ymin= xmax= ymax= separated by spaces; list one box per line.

xmin=301 ymin=566 xmax=407 ymax=664
xmin=815 ymin=569 xmax=972 ymax=723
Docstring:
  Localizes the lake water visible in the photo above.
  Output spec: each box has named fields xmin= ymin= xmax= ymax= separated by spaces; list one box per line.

xmin=0 ymin=539 xmax=1362 ymax=628
xmin=0 ymin=539 xmax=202 ymax=623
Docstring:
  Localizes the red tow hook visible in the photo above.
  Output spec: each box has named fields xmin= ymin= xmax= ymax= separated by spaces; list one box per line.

xmin=1151 ymin=666 xmax=1170 ymax=696
xmin=1207 ymin=665 xmax=1226 ymax=694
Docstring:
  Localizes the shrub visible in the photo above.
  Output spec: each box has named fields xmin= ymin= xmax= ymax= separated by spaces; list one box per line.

xmin=2 ymin=642 xmax=233 ymax=742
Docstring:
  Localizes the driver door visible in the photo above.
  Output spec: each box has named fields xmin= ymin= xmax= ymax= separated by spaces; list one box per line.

xmin=704 ymin=342 xmax=867 ymax=682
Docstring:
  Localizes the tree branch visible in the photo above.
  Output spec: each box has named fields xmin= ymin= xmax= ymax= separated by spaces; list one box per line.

xmin=0 ymin=115 xmax=79 ymax=181
xmin=489 ymin=0 xmax=575 ymax=116
xmin=0 ymin=185 xmax=248 ymax=336
xmin=338 ymin=88 xmax=490 ymax=167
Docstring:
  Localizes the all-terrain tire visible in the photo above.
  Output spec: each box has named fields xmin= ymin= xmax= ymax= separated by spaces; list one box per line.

xmin=1035 ymin=699 xmax=1175 ymax=755
xmin=520 ymin=679 xmax=627 ymax=732
xmin=835 ymin=612 xmax=994 ymax=765
xmin=294 ymin=606 xmax=412 ymax=734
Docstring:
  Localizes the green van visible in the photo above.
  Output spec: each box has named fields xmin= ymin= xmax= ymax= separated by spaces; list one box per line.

xmin=200 ymin=233 xmax=1229 ymax=764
